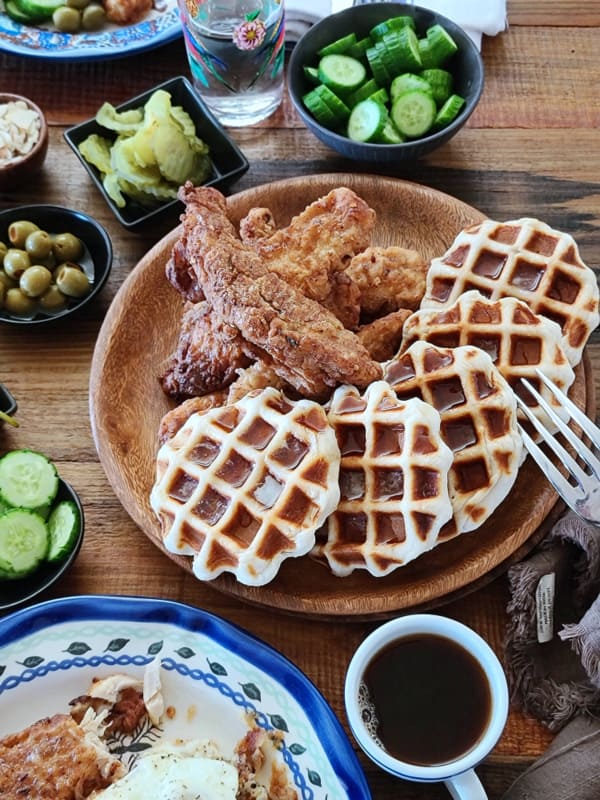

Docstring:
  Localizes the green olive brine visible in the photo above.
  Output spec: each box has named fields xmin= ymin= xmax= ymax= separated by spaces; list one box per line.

xmin=0 ymin=221 xmax=92 ymax=319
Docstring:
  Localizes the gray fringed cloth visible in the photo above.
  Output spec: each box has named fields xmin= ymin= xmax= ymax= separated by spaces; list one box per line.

xmin=501 ymin=511 xmax=600 ymax=800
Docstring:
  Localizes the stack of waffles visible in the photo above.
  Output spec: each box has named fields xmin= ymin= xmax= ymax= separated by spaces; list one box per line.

xmin=150 ymin=215 xmax=599 ymax=584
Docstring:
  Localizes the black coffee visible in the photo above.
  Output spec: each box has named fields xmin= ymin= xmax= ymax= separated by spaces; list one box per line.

xmin=361 ymin=633 xmax=492 ymax=766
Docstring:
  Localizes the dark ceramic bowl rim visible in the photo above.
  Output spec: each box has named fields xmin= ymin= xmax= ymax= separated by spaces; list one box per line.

xmin=288 ymin=2 xmax=484 ymax=153
xmin=63 ymin=75 xmax=250 ymax=230
xmin=0 ymin=92 xmax=48 ymax=176
xmin=0 ymin=203 xmax=112 ymax=326
xmin=0 ymin=477 xmax=85 ymax=611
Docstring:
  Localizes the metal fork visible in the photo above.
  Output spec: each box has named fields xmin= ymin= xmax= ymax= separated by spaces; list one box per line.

xmin=516 ymin=371 xmax=600 ymax=526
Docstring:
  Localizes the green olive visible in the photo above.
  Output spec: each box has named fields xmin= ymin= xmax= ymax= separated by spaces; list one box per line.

xmin=0 ymin=271 xmax=15 ymax=294
xmin=25 ymin=229 xmax=53 ymax=261
xmin=4 ymin=287 xmax=37 ymax=316
xmin=3 ymin=249 xmax=31 ymax=280
xmin=19 ymin=265 xmax=53 ymax=298
xmin=52 ymin=232 xmax=84 ymax=262
xmin=52 ymin=5 xmax=81 ymax=31
xmin=39 ymin=285 xmax=68 ymax=312
xmin=8 ymin=220 xmax=39 ymax=248
xmin=81 ymin=3 xmax=105 ymax=29
xmin=0 ymin=241 xmax=7 ymax=265
xmin=54 ymin=264 xmax=91 ymax=298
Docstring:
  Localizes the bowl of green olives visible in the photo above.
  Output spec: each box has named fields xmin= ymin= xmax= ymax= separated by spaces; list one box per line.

xmin=0 ymin=205 xmax=112 ymax=325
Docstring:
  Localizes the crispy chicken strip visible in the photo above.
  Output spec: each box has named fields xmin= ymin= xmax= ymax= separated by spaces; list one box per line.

xmin=179 ymin=184 xmax=382 ymax=398
xmin=357 ymin=308 xmax=412 ymax=362
xmin=159 ymin=300 xmax=251 ymax=399
xmin=158 ymin=392 xmax=228 ymax=444
xmin=238 ymin=188 xmax=374 ymax=329
xmin=346 ymin=245 xmax=429 ymax=319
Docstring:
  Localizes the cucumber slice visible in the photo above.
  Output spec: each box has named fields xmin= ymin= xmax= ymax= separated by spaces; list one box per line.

xmin=390 ymin=89 xmax=437 ymax=138
xmin=370 ymin=16 xmax=415 ymax=41
xmin=318 ymin=54 xmax=367 ymax=93
xmin=433 ymin=93 xmax=466 ymax=129
xmin=368 ymin=87 xmax=389 ymax=106
xmin=417 ymin=37 xmax=437 ymax=69
xmin=0 ymin=509 xmax=48 ymax=579
xmin=426 ymin=24 xmax=459 ymax=66
xmin=318 ymin=32 xmax=357 ymax=57
xmin=303 ymin=65 xmax=320 ymax=85
xmin=377 ymin=119 xmax=405 ymax=144
xmin=420 ymin=68 xmax=453 ymax=105
xmin=4 ymin=0 xmax=44 ymax=23
xmin=390 ymin=72 xmax=433 ymax=100
xmin=382 ymin=27 xmax=422 ymax=73
xmin=366 ymin=47 xmax=391 ymax=85
xmin=313 ymin=84 xmax=351 ymax=122
xmin=17 ymin=0 xmax=63 ymax=18
xmin=0 ymin=449 xmax=59 ymax=510
xmin=347 ymin=36 xmax=373 ymax=61
xmin=303 ymin=89 xmax=338 ymax=128
xmin=347 ymin=78 xmax=380 ymax=108
xmin=347 ymin=98 xmax=388 ymax=143
xmin=47 ymin=500 xmax=81 ymax=562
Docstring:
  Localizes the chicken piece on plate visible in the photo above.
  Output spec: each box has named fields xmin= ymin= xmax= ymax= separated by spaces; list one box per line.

xmin=103 ymin=0 xmax=152 ymax=24
xmin=178 ymin=184 xmax=382 ymax=398
xmin=158 ymin=391 xmax=228 ymax=444
xmin=226 ymin=359 xmax=291 ymax=404
xmin=357 ymin=308 xmax=412 ymax=362
xmin=346 ymin=245 xmax=429 ymax=319
xmin=166 ymin=239 xmax=205 ymax=303
xmin=159 ymin=300 xmax=252 ymax=399
xmin=0 ymin=713 xmax=125 ymax=799
xmin=238 ymin=188 xmax=374 ymax=329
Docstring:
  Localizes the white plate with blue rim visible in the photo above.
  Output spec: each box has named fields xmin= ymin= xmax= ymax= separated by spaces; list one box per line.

xmin=0 ymin=0 xmax=179 ymax=60
xmin=0 ymin=594 xmax=372 ymax=800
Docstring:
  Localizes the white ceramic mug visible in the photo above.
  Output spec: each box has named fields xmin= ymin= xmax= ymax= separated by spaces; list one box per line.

xmin=344 ymin=614 xmax=509 ymax=800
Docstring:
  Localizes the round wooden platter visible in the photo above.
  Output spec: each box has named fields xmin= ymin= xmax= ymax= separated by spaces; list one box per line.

xmin=89 ymin=173 xmax=591 ymax=620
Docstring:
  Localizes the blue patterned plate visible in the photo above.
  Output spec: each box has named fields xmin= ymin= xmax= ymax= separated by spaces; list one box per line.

xmin=0 ymin=0 xmax=179 ymax=61
xmin=0 ymin=594 xmax=371 ymax=800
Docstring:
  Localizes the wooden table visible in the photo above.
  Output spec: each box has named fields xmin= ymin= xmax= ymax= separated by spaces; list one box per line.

xmin=1 ymin=1 xmax=599 ymax=797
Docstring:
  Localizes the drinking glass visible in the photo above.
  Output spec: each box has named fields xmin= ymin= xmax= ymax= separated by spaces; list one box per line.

xmin=177 ymin=0 xmax=286 ymax=127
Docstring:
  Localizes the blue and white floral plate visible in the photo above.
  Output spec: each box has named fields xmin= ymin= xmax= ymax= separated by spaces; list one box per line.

xmin=0 ymin=0 xmax=179 ymax=61
xmin=0 ymin=594 xmax=371 ymax=800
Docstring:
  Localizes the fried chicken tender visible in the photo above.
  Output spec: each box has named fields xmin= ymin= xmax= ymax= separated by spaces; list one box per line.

xmin=159 ymin=300 xmax=251 ymax=399
xmin=166 ymin=239 xmax=205 ymax=303
xmin=346 ymin=245 xmax=429 ymax=319
xmin=239 ymin=188 xmax=374 ymax=329
xmin=357 ymin=308 xmax=412 ymax=362
xmin=179 ymin=184 xmax=382 ymax=398
xmin=103 ymin=0 xmax=152 ymax=24
xmin=158 ymin=392 xmax=228 ymax=444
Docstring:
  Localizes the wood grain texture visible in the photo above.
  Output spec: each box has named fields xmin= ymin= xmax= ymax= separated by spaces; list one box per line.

xmin=1 ymin=4 xmax=600 ymax=796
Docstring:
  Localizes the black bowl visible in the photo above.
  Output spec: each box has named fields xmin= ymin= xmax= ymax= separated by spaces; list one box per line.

xmin=0 ymin=204 xmax=112 ymax=326
xmin=0 ymin=478 xmax=85 ymax=612
xmin=288 ymin=2 xmax=484 ymax=163
xmin=64 ymin=75 xmax=250 ymax=230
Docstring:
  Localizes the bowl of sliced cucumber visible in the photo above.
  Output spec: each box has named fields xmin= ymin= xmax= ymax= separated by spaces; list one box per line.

xmin=0 ymin=448 xmax=84 ymax=611
xmin=287 ymin=2 xmax=484 ymax=163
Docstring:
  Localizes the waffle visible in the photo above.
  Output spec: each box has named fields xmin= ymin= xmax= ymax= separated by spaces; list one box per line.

xmin=312 ymin=381 xmax=454 ymax=577
xmin=150 ymin=387 xmax=341 ymax=586
xmin=401 ymin=290 xmax=575 ymax=429
xmin=383 ymin=341 xmax=523 ymax=537
xmin=421 ymin=217 xmax=600 ymax=367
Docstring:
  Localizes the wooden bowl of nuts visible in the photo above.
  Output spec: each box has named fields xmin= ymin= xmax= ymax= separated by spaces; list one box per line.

xmin=0 ymin=93 xmax=48 ymax=190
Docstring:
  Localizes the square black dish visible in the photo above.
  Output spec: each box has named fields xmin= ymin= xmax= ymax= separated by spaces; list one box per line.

xmin=64 ymin=76 xmax=250 ymax=231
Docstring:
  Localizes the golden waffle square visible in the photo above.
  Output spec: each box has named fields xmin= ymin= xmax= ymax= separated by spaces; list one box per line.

xmin=383 ymin=341 xmax=523 ymax=536
xmin=401 ymin=291 xmax=575 ymax=430
xmin=312 ymin=381 xmax=454 ymax=577
xmin=421 ymin=217 xmax=600 ymax=367
xmin=150 ymin=387 xmax=341 ymax=586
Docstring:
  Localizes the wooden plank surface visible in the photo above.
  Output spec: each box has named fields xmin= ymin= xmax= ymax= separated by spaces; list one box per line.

xmin=1 ymin=3 xmax=600 ymax=798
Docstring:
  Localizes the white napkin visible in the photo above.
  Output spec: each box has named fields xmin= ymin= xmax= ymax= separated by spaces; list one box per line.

xmin=285 ymin=1 xmax=507 ymax=50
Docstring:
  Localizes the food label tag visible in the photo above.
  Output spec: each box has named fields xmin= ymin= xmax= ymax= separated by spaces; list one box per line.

xmin=536 ymin=572 xmax=555 ymax=643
